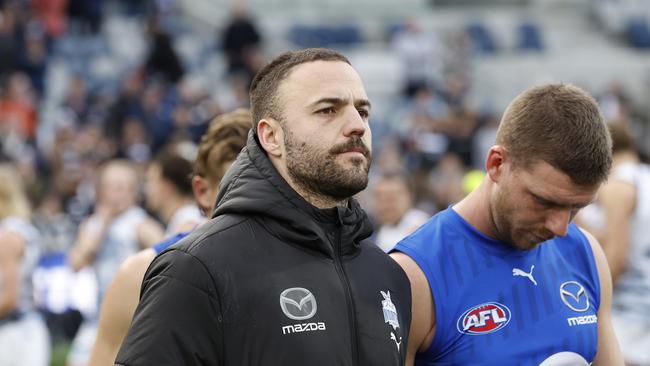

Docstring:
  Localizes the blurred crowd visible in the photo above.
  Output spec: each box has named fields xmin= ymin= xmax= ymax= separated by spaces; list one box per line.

xmin=0 ymin=0 xmax=648 ymax=365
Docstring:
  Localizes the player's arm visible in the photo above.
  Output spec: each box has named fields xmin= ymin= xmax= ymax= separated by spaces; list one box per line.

xmin=580 ymin=228 xmax=624 ymax=366
xmin=69 ymin=215 xmax=110 ymax=271
xmin=0 ymin=230 xmax=24 ymax=317
xmin=136 ymin=217 xmax=165 ymax=249
xmin=598 ymin=179 xmax=635 ymax=283
xmin=88 ymin=249 xmax=156 ymax=366
xmin=115 ymin=249 xmax=223 ymax=365
xmin=390 ymin=252 xmax=436 ymax=366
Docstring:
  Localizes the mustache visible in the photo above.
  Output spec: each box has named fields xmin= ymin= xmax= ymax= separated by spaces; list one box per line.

xmin=533 ymin=229 xmax=554 ymax=242
xmin=329 ymin=138 xmax=371 ymax=159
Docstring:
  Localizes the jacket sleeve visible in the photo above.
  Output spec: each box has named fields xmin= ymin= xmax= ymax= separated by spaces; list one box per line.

xmin=114 ymin=248 xmax=222 ymax=366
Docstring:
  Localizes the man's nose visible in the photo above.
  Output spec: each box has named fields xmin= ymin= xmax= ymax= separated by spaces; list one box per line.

xmin=342 ymin=107 xmax=367 ymax=137
xmin=545 ymin=209 xmax=571 ymax=237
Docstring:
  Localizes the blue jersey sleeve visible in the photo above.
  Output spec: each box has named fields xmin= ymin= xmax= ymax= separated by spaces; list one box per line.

xmin=153 ymin=231 xmax=192 ymax=255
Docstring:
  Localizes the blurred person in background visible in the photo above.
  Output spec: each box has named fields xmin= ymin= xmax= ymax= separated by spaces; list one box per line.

xmin=221 ymin=5 xmax=263 ymax=84
xmin=144 ymin=145 xmax=203 ymax=236
xmin=428 ymin=152 xmax=467 ymax=212
xmin=0 ymin=163 xmax=50 ymax=366
xmin=66 ymin=159 xmax=164 ymax=366
xmin=392 ymin=84 xmax=623 ymax=365
xmin=88 ymin=109 xmax=250 ymax=365
xmin=0 ymin=72 xmax=38 ymax=144
xmin=116 ymin=48 xmax=411 ymax=365
xmin=67 ymin=0 xmax=103 ymax=34
xmin=372 ymin=170 xmax=429 ymax=252
xmin=144 ymin=25 xmax=184 ymax=84
xmin=577 ymin=122 xmax=650 ymax=366
xmin=391 ymin=19 xmax=443 ymax=98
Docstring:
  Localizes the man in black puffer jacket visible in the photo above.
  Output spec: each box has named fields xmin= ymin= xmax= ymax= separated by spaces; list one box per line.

xmin=115 ymin=48 xmax=411 ymax=366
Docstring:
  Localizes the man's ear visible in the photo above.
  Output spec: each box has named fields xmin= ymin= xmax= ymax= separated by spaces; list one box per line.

xmin=485 ymin=145 xmax=508 ymax=183
xmin=191 ymin=175 xmax=212 ymax=214
xmin=257 ymin=118 xmax=283 ymax=157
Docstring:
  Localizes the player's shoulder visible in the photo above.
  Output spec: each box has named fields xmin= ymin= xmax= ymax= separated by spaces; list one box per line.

xmin=120 ymin=248 xmax=157 ymax=274
xmin=110 ymin=248 xmax=157 ymax=294
xmin=576 ymin=227 xmax=608 ymax=270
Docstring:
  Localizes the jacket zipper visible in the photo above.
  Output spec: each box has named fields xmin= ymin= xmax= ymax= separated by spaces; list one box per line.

xmin=334 ymin=211 xmax=359 ymax=366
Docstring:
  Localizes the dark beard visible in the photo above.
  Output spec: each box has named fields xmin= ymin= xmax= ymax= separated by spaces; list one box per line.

xmin=284 ymin=130 xmax=371 ymax=201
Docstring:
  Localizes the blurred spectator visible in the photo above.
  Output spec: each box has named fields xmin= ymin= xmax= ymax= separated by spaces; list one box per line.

xmin=472 ymin=112 xmax=499 ymax=169
xmin=0 ymin=72 xmax=37 ymax=143
xmin=220 ymin=7 xmax=262 ymax=83
xmin=0 ymin=163 xmax=50 ymax=366
xmin=372 ymin=170 xmax=429 ymax=252
xmin=428 ymin=152 xmax=467 ymax=211
xmin=67 ymin=160 xmax=164 ymax=366
xmin=391 ymin=19 xmax=443 ymax=97
xmin=169 ymin=77 xmax=220 ymax=142
xmin=144 ymin=145 xmax=203 ymax=235
xmin=442 ymin=104 xmax=478 ymax=167
xmin=104 ymin=73 xmax=144 ymax=142
xmin=67 ymin=0 xmax=103 ymax=34
xmin=439 ymin=72 xmax=470 ymax=109
xmin=19 ymin=19 xmax=48 ymax=96
xmin=0 ymin=2 xmax=21 ymax=76
xmin=31 ymin=0 xmax=69 ymax=39
xmin=221 ymin=72 xmax=251 ymax=111
xmin=393 ymin=83 xmax=448 ymax=136
xmin=577 ymin=122 xmax=650 ymax=366
xmin=443 ymin=29 xmax=472 ymax=77
xmin=144 ymin=24 xmax=184 ymax=84
xmin=138 ymin=81 xmax=170 ymax=151
xmin=118 ymin=116 xmax=151 ymax=164
xmin=394 ymin=84 xmax=450 ymax=175
xmin=599 ymin=81 xmax=632 ymax=123
xmin=63 ymin=75 xmax=89 ymax=123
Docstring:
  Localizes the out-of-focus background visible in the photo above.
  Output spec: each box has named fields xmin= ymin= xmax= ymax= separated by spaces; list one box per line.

xmin=0 ymin=0 xmax=648 ymax=365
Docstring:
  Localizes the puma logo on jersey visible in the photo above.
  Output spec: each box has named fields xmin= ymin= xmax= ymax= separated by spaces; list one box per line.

xmin=512 ymin=265 xmax=537 ymax=286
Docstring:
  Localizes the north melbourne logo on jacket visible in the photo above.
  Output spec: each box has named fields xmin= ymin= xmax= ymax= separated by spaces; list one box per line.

xmin=381 ymin=290 xmax=402 ymax=351
xmin=280 ymin=287 xmax=326 ymax=335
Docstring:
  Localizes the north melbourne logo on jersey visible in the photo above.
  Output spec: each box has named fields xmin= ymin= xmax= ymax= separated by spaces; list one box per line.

xmin=457 ymin=302 xmax=511 ymax=335
xmin=381 ymin=291 xmax=402 ymax=351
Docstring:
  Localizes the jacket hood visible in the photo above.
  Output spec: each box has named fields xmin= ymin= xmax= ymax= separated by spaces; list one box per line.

xmin=213 ymin=131 xmax=373 ymax=257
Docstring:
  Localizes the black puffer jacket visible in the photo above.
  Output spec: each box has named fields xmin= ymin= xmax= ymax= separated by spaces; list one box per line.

xmin=115 ymin=132 xmax=411 ymax=366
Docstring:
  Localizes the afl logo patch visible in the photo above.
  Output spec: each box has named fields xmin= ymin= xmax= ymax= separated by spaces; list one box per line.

xmin=457 ymin=302 xmax=511 ymax=335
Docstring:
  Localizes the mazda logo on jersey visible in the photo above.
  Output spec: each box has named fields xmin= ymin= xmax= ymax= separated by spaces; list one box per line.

xmin=559 ymin=281 xmax=590 ymax=312
xmin=280 ymin=287 xmax=317 ymax=320
xmin=456 ymin=302 xmax=511 ymax=335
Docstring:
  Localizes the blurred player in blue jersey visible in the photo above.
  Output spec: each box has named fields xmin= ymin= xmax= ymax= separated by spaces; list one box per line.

xmin=87 ymin=109 xmax=250 ymax=365
xmin=392 ymin=83 xmax=624 ymax=365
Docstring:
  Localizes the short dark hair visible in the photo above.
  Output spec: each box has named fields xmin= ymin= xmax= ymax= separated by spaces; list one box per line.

xmin=249 ymin=48 xmax=351 ymax=132
xmin=495 ymin=83 xmax=612 ymax=186
xmin=153 ymin=148 xmax=194 ymax=196
xmin=193 ymin=109 xmax=251 ymax=185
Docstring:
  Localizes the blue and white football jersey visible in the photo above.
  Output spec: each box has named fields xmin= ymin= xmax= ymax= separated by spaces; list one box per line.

xmin=394 ymin=207 xmax=600 ymax=366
